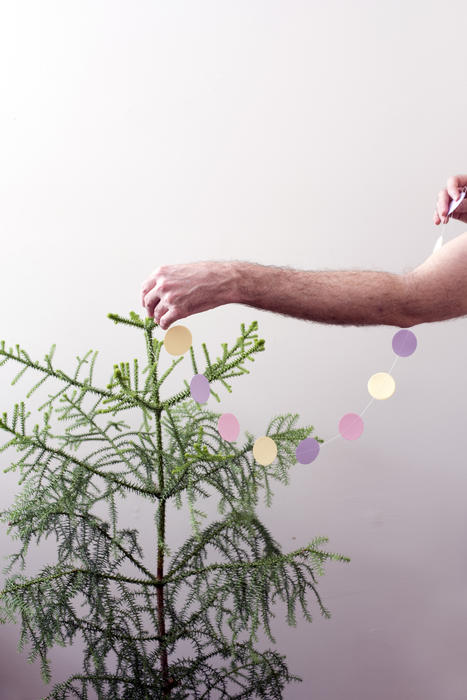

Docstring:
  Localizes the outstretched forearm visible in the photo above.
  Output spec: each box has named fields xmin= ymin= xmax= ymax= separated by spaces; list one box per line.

xmin=232 ymin=262 xmax=415 ymax=328
xmin=142 ymin=232 xmax=467 ymax=330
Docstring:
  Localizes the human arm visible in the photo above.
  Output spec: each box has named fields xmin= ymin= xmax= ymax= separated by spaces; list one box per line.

xmin=141 ymin=233 xmax=467 ymax=330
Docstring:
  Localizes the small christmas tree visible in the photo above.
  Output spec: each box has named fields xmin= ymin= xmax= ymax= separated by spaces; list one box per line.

xmin=0 ymin=311 xmax=349 ymax=699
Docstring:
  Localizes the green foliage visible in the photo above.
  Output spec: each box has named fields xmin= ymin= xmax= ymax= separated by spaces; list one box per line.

xmin=0 ymin=312 xmax=349 ymax=699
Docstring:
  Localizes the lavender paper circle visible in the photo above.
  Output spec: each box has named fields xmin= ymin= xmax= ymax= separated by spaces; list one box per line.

xmin=217 ymin=413 xmax=240 ymax=442
xmin=190 ymin=374 xmax=210 ymax=403
xmin=392 ymin=329 xmax=417 ymax=357
xmin=295 ymin=438 xmax=320 ymax=464
xmin=339 ymin=413 xmax=364 ymax=440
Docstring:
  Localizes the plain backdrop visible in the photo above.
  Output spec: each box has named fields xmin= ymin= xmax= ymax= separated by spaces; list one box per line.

xmin=1 ymin=1 xmax=467 ymax=698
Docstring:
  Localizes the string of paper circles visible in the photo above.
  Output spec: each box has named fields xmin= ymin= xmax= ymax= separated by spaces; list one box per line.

xmin=161 ymin=321 xmax=417 ymax=468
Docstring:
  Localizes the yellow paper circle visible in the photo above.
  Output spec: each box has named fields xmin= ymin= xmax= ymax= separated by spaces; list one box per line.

xmin=163 ymin=325 xmax=192 ymax=356
xmin=368 ymin=372 xmax=395 ymax=400
xmin=253 ymin=436 xmax=277 ymax=466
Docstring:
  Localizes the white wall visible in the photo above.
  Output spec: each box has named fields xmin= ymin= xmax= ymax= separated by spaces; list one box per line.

xmin=1 ymin=1 xmax=467 ymax=698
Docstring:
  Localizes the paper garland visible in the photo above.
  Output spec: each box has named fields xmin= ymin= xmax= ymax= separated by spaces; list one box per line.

xmin=165 ymin=319 xmax=418 ymax=468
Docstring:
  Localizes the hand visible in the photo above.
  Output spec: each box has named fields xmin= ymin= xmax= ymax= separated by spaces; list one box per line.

xmin=434 ymin=175 xmax=467 ymax=225
xmin=140 ymin=261 xmax=238 ymax=330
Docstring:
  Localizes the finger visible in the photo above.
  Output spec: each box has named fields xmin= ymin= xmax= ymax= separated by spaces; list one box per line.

xmin=437 ymin=189 xmax=451 ymax=222
xmin=141 ymin=279 xmax=155 ymax=307
xmin=154 ymin=304 xmax=170 ymax=328
xmin=446 ymin=174 xmax=467 ymax=202
xmin=159 ymin=308 xmax=180 ymax=331
xmin=434 ymin=210 xmax=441 ymax=225
xmin=141 ymin=266 xmax=165 ymax=306
xmin=143 ymin=287 xmax=162 ymax=318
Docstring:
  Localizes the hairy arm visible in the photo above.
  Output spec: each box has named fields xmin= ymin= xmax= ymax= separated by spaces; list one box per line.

xmin=233 ymin=232 xmax=467 ymax=328
xmin=234 ymin=264 xmax=412 ymax=327
xmin=141 ymin=232 xmax=467 ymax=329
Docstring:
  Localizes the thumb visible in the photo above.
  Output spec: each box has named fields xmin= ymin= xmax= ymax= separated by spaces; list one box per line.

xmin=446 ymin=174 xmax=467 ymax=202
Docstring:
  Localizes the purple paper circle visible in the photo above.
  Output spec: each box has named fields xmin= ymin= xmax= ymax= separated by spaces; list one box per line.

xmin=295 ymin=438 xmax=320 ymax=464
xmin=339 ymin=413 xmax=364 ymax=440
xmin=190 ymin=374 xmax=210 ymax=403
xmin=392 ymin=329 xmax=417 ymax=357
xmin=217 ymin=413 xmax=240 ymax=442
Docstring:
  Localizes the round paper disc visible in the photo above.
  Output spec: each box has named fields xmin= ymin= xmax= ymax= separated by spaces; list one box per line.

xmin=295 ymin=437 xmax=320 ymax=464
xmin=368 ymin=372 xmax=395 ymax=400
xmin=217 ymin=413 xmax=240 ymax=442
xmin=253 ymin=436 xmax=277 ymax=466
xmin=339 ymin=413 xmax=364 ymax=440
xmin=392 ymin=329 xmax=417 ymax=357
xmin=163 ymin=325 xmax=192 ymax=356
xmin=190 ymin=374 xmax=210 ymax=403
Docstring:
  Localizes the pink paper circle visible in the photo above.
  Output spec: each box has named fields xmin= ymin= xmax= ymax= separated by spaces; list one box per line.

xmin=339 ymin=413 xmax=364 ymax=440
xmin=217 ymin=413 xmax=240 ymax=442
xmin=190 ymin=374 xmax=210 ymax=403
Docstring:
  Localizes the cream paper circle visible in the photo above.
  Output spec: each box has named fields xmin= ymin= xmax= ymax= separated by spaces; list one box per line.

xmin=253 ymin=436 xmax=278 ymax=466
xmin=367 ymin=372 xmax=396 ymax=400
xmin=163 ymin=325 xmax=192 ymax=356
